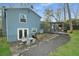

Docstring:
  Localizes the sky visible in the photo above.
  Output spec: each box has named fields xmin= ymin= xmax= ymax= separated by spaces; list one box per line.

xmin=0 ymin=3 xmax=79 ymax=16
xmin=34 ymin=3 xmax=79 ymax=17
xmin=0 ymin=3 xmax=79 ymax=21
xmin=34 ymin=3 xmax=63 ymax=17
xmin=33 ymin=3 xmax=79 ymax=21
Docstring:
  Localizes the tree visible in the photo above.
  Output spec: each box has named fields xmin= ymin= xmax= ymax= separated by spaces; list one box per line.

xmin=72 ymin=7 xmax=79 ymax=19
xmin=55 ymin=8 xmax=62 ymax=22
xmin=50 ymin=10 xmax=59 ymax=22
xmin=61 ymin=3 xmax=68 ymax=32
xmin=66 ymin=3 xmax=73 ymax=33
xmin=62 ymin=4 xmax=66 ymax=24
xmin=41 ymin=8 xmax=53 ymax=33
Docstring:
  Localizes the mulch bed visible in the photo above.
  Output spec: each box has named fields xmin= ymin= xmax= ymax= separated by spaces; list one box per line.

xmin=37 ymin=33 xmax=59 ymax=41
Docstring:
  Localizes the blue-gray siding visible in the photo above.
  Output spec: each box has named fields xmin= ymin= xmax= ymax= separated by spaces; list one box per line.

xmin=5 ymin=8 xmax=40 ymax=42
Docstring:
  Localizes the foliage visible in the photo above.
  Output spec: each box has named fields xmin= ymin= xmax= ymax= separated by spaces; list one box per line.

xmin=65 ymin=19 xmax=79 ymax=30
xmin=0 ymin=37 xmax=11 ymax=56
xmin=41 ymin=22 xmax=51 ymax=33
xmin=41 ymin=8 xmax=52 ymax=33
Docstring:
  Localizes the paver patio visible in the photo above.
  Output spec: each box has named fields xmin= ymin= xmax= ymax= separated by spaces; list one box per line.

xmin=10 ymin=33 xmax=70 ymax=56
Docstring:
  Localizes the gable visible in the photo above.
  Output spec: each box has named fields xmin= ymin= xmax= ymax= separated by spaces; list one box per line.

xmin=5 ymin=8 xmax=41 ymax=20
xmin=6 ymin=8 xmax=41 ymax=18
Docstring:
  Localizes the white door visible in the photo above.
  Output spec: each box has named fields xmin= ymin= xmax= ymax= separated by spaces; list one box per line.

xmin=17 ymin=28 xmax=29 ymax=40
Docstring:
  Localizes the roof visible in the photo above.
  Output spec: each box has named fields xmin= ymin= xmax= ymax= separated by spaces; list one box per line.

xmin=28 ymin=8 xmax=41 ymax=18
xmin=0 ymin=3 xmax=41 ymax=18
xmin=0 ymin=3 xmax=32 ymax=8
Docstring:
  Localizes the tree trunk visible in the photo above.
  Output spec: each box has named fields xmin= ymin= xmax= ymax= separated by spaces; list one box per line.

xmin=66 ymin=3 xmax=73 ymax=33
xmin=62 ymin=4 xmax=66 ymax=32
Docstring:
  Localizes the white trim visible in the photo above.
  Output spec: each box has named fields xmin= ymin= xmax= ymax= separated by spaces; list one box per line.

xmin=19 ymin=13 xmax=27 ymax=23
xmin=5 ymin=10 xmax=8 ymax=41
xmin=17 ymin=28 xmax=29 ymax=40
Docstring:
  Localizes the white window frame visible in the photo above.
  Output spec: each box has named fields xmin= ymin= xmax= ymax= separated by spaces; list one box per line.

xmin=19 ymin=13 xmax=27 ymax=23
xmin=17 ymin=28 xmax=29 ymax=40
xmin=31 ymin=28 xmax=37 ymax=33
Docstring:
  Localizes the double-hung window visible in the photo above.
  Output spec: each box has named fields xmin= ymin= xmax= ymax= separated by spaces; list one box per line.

xmin=19 ymin=13 xmax=27 ymax=23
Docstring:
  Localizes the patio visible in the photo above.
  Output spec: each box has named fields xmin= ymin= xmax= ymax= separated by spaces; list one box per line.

xmin=10 ymin=33 xmax=59 ymax=55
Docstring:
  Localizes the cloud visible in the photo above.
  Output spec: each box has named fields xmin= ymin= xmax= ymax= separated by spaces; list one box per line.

xmin=40 ymin=3 xmax=52 ymax=7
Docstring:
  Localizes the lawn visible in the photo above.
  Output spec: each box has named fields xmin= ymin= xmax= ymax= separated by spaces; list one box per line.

xmin=49 ymin=30 xmax=79 ymax=56
xmin=0 ymin=37 xmax=11 ymax=56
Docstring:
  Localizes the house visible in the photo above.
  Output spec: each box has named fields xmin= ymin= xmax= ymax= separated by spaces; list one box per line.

xmin=2 ymin=3 xmax=41 ymax=44
xmin=50 ymin=22 xmax=64 ymax=32
xmin=51 ymin=19 xmax=79 ymax=32
xmin=40 ymin=21 xmax=64 ymax=33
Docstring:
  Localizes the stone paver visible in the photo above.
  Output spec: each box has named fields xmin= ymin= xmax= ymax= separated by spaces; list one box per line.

xmin=19 ymin=34 xmax=70 ymax=56
xmin=10 ymin=34 xmax=58 ymax=55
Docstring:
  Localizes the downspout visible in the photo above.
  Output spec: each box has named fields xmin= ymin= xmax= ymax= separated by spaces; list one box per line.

xmin=2 ymin=6 xmax=7 ymax=40
xmin=2 ymin=6 xmax=5 ymax=36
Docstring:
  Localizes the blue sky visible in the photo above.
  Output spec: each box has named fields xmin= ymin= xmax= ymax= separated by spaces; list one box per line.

xmin=33 ymin=3 xmax=79 ymax=17
xmin=34 ymin=3 xmax=63 ymax=16
xmin=0 ymin=3 xmax=79 ymax=19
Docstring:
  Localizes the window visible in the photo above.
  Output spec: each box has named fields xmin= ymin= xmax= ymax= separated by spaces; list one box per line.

xmin=19 ymin=14 xmax=27 ymax=23
xmin=19 ymin=30 xmax=22 ymax=39
xmin=31 ymin=28 xmax=37 ymax=33
xmin=24 ymin=30 xmax=27 ymax=38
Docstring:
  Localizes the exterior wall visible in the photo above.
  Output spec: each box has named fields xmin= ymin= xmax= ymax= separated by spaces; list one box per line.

xmin=6 ymin=8 xmax=41 ymax=42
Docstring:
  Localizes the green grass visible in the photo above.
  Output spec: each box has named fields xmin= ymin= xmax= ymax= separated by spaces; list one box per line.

xmin=0 ymin=37 xmax=11 ymax=56
xmin=49 ymin=30 xmax=79 ymax=56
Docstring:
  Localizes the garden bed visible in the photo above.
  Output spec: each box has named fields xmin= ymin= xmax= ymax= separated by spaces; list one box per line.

xmin=37 ymin=33 xmax=59 ymax=41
